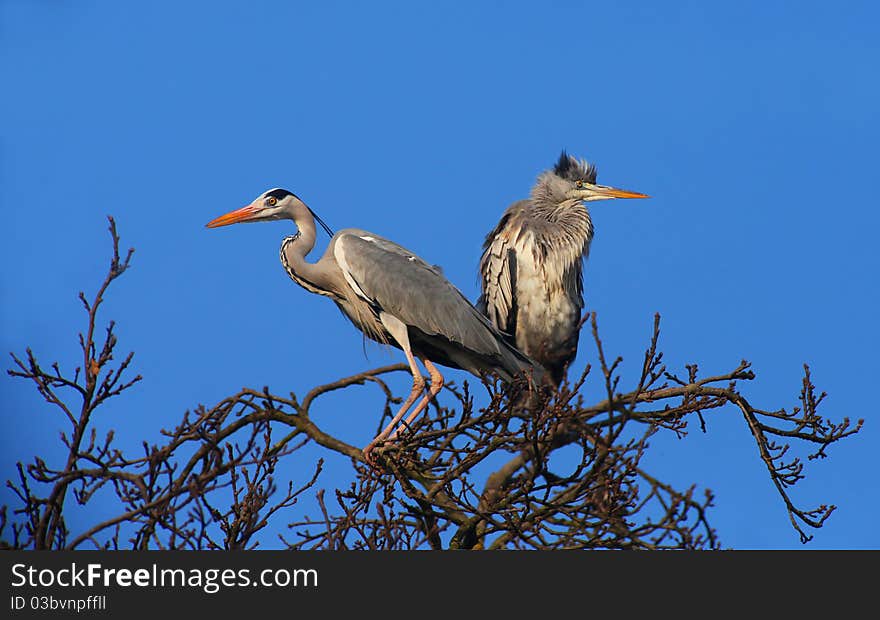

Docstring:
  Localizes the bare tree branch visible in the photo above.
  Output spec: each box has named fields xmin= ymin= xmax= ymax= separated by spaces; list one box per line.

xmin=2 ymin=218 xmax=862 ymax=550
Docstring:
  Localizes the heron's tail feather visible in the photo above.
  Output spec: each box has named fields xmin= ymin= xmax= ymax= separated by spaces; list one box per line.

xmin=493 ymin=338 xmax=547 ymax=386
xmin=491 ymin=340 xmax=552 ymax=419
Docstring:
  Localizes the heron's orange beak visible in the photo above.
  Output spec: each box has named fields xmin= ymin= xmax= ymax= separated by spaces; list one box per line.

xmin=205 ymin=202 xmax=261 ymax=228
xmin=588 ymin=185 xmax=650 ymax=199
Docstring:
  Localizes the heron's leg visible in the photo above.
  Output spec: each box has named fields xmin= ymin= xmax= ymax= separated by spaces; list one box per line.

xmin=387 ymin=358 xmax=444 ymax=442
xmin=363 ymin=314 xmax=426 ymax=464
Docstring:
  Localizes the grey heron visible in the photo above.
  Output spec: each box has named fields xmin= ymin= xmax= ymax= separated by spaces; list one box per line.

xmin=478 ymin=151 xmax=648 ymax=387
xmin=207 ymin=188 xmax=541 ymax=464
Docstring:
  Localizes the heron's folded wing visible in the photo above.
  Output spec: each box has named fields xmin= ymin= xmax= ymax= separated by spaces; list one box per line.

xmin=478 ymin=211 xmax=518 ymax=335
xmin=335 ymin=233 xmax=503 ymax=356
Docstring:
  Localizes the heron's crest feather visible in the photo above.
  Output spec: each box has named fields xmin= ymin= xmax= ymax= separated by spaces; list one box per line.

xmin=553 ymin=150 xmax=597 ymax=184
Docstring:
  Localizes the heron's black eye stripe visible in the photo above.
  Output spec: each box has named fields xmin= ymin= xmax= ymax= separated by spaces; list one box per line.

xmin=265 ymin=188 xmax=296 ymax=201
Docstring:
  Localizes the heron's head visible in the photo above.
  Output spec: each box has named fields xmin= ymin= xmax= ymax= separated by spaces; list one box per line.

xmin=206 ymin=188 xmax=302 ymax=227
xmin=551 ymin=151 xmax=649 ymax=203
xmin=206 ymin=188 xmax=334 ymax=236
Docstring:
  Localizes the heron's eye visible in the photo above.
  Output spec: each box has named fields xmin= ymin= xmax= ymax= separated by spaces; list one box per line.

xmin=265 ymin=196 xmax=278 ymax=207
xmin=575 ymin=180 xmax=584 ymax=189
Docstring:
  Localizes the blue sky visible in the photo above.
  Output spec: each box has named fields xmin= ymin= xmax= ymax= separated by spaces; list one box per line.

xmin=1 ymin=1 xmax=877 ymax=549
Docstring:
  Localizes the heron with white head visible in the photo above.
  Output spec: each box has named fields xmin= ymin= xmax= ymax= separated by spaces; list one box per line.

xmin=478 ymin=151 xmax=649 ymax=387
xmin=207 ymin=188 xmax=542 ymax=464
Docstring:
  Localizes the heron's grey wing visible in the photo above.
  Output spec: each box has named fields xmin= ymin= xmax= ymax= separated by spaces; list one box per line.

xmin=478 ymin=205 xmax=524 ymax=335
xmin=334 ymin=233 xmax=505 ymax=357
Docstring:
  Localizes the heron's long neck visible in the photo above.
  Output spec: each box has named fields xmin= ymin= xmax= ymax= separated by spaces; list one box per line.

xmin=532 ymin=196 xmax=593 ymax=244
xmin=279 ymin=217 xmax=336 ymax=297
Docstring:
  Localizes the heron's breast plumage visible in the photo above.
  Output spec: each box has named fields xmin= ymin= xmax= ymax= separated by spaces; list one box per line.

xmin=480 ymin=200 xmax=593 ymax=380
xmin=511 ymin=228 xmax=584 ymax=365
xmin=280 ymin=235 xmax=336 ymax=298
xmin=280 ymin=233 xmax=390 ymax=345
